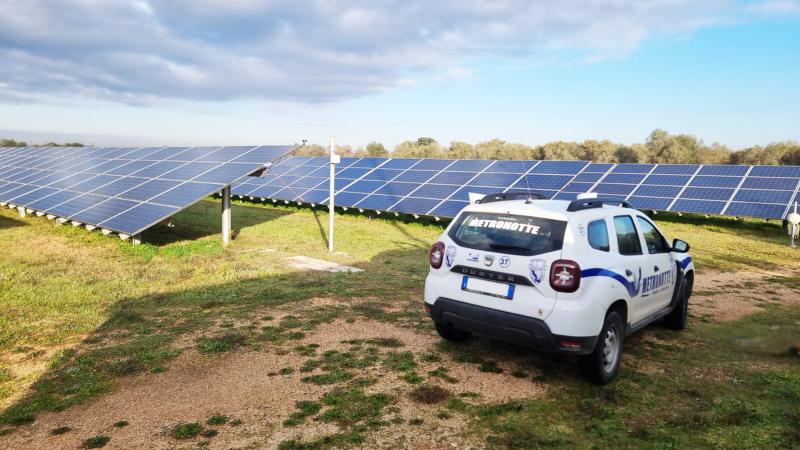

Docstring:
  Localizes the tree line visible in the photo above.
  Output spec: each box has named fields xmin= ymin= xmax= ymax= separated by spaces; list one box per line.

xmin=295 ymin=130 xmax=800 ymax=165
xmin=0 ymin=139 xmax=85 ymax=148
xmin=3 ymin=131 xmax=799 ymax=165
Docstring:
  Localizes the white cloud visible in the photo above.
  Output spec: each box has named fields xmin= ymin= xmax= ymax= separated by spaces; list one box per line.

xmin=131 ymin=0 xmax=154 ymax=16
xmin=0 ymin=0 xmax=786 ymax=105
xmin=747 ymin=0 xmax=800 ymax=14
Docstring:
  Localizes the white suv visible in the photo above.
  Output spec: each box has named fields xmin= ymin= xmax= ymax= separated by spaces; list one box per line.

xmin=424 ymin=193 xmax=694 ymax=384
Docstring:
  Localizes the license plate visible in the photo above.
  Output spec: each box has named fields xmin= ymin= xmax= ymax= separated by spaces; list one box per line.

xmin=461 ymin=276 xmax=515 ymax=300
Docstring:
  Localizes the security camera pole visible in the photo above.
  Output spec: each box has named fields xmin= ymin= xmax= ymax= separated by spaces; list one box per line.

xmin=788 ymin=202 xmax=800 ymax=249
xmin=328 ymin=136 xmax=340 ymax=252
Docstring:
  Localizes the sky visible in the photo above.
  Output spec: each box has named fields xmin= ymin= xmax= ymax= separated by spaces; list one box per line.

xmin=0 ymin=0 xmax=798 ymax=149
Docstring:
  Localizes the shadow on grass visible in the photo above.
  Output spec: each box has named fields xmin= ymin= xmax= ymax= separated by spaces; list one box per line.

xmin=230 ymin=197 xmax=449 ymax=250
xmin=0 ymin=214 xmax=24 ymax=230
xmin=138 ymin=199 xmax=294 ymax=246
xmin=653 ymin=211 xmax=783 ymax=235
xmin=311 ymin=208 xmax=329 ymax=248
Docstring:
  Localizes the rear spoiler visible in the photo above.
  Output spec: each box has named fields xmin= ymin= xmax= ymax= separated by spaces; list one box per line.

xmin=476 ymin=191 xmax=548 ymax=204
xmin=567 ymin=197 xmax=633 ymax=212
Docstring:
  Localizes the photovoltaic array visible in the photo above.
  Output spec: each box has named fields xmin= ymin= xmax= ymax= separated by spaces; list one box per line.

xmin=232 ymin=157 xmax=800 ymax=220
xmin=0 ymin=145 xmax=298 ymax=236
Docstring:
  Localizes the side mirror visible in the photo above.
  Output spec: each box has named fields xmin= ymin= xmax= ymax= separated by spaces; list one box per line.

xmin=672 ymin=239 xmax=690 ymax=253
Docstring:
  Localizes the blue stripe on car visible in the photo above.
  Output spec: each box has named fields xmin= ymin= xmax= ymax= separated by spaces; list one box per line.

xmin=581 ymin=268 xmax=639 ymax=297
xmin=582 ymin=257 xmax=691 ymax=298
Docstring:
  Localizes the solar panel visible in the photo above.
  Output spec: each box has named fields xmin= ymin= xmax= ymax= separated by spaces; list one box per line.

xmin=629 ymin=197 xmax=674 ymax=210
xmin=229 ymin=158 xmax=800 ymax=221
xmin=393 ymin=197 xmax=442 ymax=215
xmin=611 ymin=163 xmax=653 ymax=174
xmin=0 ymin=145 xmax=298 ymax=236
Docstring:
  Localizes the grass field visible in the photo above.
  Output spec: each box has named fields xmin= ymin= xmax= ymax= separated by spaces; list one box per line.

xmin=0 ymin=199 xmax=799 ymax=449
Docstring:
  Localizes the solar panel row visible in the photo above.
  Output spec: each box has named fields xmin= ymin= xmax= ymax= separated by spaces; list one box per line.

xmin=232 ymin=157 xmax=800 ymax=220
xmin=0 ymin=145 xmax=297 ymax=236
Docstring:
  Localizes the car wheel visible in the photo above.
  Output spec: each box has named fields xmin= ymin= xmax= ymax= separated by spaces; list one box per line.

xmin=664 ymin=278 xmax=688 ymax=330
xmin=579 ymin=311 xmax=624 ymax=385
xmin=434 ymin=321 xmax=471 ymax=343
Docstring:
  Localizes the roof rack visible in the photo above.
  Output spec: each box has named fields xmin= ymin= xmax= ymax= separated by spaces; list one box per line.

xmin=567 ymin=197 xmax=633 ymax=212
xmin=477 ymin=191 xmax=548 ymax=204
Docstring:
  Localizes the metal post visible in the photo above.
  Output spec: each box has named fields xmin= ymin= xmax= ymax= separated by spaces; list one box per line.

xmin=222 ymin=186 xmax=231 ymax=246
xmin=132 ymin=234 xmax=141 ymax=245
xmin=328 ymin=136 xmax=335 ymax=253
xmin=790 ymin=202 xmax=799 ymax=249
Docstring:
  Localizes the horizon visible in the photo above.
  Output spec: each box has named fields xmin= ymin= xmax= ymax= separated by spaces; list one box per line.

xmin=1 ymin=129 xmax=798 ymax=152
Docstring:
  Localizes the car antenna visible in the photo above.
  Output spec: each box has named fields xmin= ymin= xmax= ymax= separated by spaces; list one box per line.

xmin=523 ymin=167 xmax=534 ymax=204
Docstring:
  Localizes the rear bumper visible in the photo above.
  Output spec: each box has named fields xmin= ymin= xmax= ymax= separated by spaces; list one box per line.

xmin=426 ymin=298 xmax=598 ymax=355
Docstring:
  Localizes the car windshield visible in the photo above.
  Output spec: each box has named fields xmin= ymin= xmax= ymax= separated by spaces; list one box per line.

xmin=448 ymin=211 xmax=567 ymax=256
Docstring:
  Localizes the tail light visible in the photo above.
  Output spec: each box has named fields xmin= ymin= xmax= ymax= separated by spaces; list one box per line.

xmin=550 ymin=259 xmax=581 ymax=293
xmin=429 ymin=241 xmax=446 ymax=269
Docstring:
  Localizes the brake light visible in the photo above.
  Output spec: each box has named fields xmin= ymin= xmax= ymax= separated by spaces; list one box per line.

xmin=550 ymin=259 xmax=581 ymax=293
xmin=429 ymin=241 xmax=446 ymax=269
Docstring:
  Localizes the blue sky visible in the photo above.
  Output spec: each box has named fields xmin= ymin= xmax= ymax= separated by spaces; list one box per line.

xmin=0 ymin=0 xmax=798 ymax=149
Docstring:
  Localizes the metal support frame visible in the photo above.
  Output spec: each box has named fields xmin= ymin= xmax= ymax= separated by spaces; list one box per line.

xmin=222 ymin=185 xmax=232 ymax=246
xmin=328 ymin=136 xmax=336 ymax=253
xmin=789 ymin=202 xmax=799 ymax=248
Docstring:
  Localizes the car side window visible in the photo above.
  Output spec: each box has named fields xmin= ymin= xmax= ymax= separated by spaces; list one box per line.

xmin=613 ymin=216 xmax=642 ymax=256
xmin=587 ymin=219 xmax=610 ymax=252
xmin=636 ymin=216 xmax=671 ymax=254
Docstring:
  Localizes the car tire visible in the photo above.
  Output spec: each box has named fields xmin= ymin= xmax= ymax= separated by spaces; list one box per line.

xmin=664 ymin=278 xmax=689 ymax=330
xmin=578 ymin=311 xmax=624 ymax=385
xmin=434 ymin=321 xmax=471 ymax=343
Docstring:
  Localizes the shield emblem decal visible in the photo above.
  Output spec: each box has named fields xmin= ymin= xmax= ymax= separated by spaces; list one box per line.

xmin=483 ymin=255 xmax=495 ymax=266
xmin=445 ymin=246 xmax=456 ymax=268
xmin=529 ymin=259 xmax=547 ymax=284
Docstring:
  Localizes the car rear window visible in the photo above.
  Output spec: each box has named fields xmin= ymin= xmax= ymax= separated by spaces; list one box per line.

xmin=448 ymin=212 xmax=567 ymax=256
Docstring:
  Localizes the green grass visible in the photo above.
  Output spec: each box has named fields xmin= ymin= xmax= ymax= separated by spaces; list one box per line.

xmin=428 ymin=366 xmax=459 ymax=383
xmin=651 ymin=212 xmax=799 ymax=272
xmin=283 ymin=401 xmax=322 ymax=426
xmin=383 ymin=351 xmax=416 ymax=371
xmin=82 ymin=435 xmax=110 ymax=448
xmin=171 ymin=422 xmax=202 ymax=439
xmin=196 ymin=332 xmax=246 ymax=353
xmin=279 ymin=387 xmax=393 ymax=448
xmin=1 ymin=199 xmax=799 ymax=448
xmin=206 ymin=414 xmax=228 ymax=426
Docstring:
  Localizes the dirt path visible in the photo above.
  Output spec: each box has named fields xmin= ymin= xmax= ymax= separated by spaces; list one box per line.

xmin=1 ymin=320 xmax=545 ymax=450
xmin=690 ymin=269 xmax=799 ymax=322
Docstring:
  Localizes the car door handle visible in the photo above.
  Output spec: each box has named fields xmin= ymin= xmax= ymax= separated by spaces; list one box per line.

xmin=625 ymin=269 xmax=633 ymax=277
xmin=654 ymin=266 xmax=660 ymax=272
